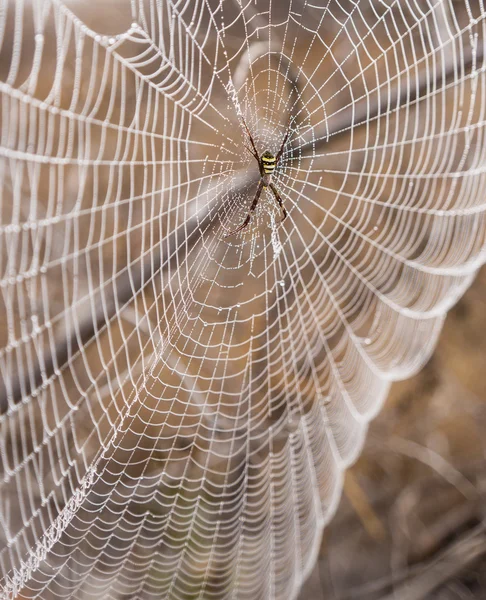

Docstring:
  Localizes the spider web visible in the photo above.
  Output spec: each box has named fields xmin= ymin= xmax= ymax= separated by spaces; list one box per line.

xmin=0 ymin=0 xmax=485 ymax=598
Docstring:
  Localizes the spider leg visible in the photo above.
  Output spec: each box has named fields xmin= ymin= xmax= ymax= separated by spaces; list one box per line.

xmin=275 ymin=128 xmax=291 ymax=165
xmin=269 ymin=183 xmax=287 ymax=222
xmin=240 ymin=114 xmax=260 ymax=157
xmin=243 ymin=143 xmax=259 ymax=164
xmin=240 ymin=114 xmax=263 ymax=174
xmin=225 ymin=180 xmax=265 ymax=237
xmin=275 ymin=113 xmax=295 ymax=165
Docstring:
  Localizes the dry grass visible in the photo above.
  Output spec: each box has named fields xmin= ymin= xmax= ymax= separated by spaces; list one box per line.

xmin=300 ymin=266 xmax=486 ymax=599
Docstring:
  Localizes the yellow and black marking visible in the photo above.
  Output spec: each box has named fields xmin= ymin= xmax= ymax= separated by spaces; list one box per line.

xmin=261 ymin=151 xmax=277 ymax=175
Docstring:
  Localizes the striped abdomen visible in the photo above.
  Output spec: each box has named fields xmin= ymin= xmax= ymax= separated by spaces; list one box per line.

xmin=261 ymin=152 xmax=276 ymax=175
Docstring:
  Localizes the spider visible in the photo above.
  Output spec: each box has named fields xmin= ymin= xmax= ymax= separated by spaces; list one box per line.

xmin=225 ymin=117 xmax=291 ymax=237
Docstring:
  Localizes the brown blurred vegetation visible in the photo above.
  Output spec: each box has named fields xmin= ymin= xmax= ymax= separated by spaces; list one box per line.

xmin=301 ymin=266 xmax=486 ymax=599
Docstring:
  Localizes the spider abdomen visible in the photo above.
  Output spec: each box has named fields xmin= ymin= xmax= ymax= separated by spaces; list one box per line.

xmin=261 ymin=152 xmax=277 ymax=175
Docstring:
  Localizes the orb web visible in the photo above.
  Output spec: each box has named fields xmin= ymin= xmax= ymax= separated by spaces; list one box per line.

xmin=0 ymin=1 xmax=485 ymax=599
